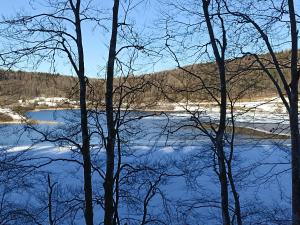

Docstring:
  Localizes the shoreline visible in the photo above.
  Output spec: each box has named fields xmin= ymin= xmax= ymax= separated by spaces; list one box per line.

xmin=28 ymin=106 xmax=80 ymax=112
xmin=0 ymin=106 xmax=290 ymax=139
xmin=0 ymin=119 xmax=60 ymax=125
xmin=230 ymin=125 xmax=289 ymax=139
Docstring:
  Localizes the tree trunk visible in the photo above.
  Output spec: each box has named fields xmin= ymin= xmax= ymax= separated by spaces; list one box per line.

xmin=216 ymin=68 xmax=230 ymax=225
xmin=202 ymin=1 xmax=231 ymax=224
xmin=287 ymin=1 xmax=300 ymax=224
xmin=216 ymin=142 xmax=231 ymax=225
xmin=73 ymin=1 xmax=94 ymax=224
xmin=104 ymin=0 xmax=120 ymax=225
xmin=290 ymin=98 xmax=300 ymax=225
xmin=79 ymin=71 xmax=94 ymax=225
xmin=227 ymin=164 xmax=242 ymax=225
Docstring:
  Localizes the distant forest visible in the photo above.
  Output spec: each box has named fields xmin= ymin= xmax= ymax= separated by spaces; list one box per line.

xmin=0 ymin=50 xmax=293 ymax=106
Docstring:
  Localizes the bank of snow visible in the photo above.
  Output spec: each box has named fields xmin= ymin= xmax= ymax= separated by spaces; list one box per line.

xmin=19 ymin=96 xmax=78 ymax=107
xmin=164 ymin=97 xmax=289 ymax=124
xmin=0 ymin=107 xmax=25 ymax=123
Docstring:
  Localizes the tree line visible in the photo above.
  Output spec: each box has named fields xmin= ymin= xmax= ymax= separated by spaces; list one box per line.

xmin=0 ymin=50 xmax=295 ymax=106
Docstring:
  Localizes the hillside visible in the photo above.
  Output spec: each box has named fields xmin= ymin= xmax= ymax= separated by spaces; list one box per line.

xmin=0 ymin=70 xmax=77 ymax=105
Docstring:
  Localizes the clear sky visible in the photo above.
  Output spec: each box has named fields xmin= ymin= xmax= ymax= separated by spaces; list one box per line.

xmin=0 ymin=0 xmax=164 ymax=77
xmin=0 ymin=0 xmax=299 ymax=78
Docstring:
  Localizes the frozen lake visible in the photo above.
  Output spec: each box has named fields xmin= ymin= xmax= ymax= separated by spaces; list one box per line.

xmin=0 ymin=109 xmax=292 ymax=224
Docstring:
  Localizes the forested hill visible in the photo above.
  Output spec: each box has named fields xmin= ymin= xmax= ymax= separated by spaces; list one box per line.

xmin=0 ymin=70 xmax=78 ymax=105
xmin=0 ymin=51 xmax=292 ymax=106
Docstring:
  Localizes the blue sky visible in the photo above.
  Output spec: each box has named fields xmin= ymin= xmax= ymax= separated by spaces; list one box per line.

xmin=0 ymin=0 xmax=299 ymax=78
xmin=0 ymin=0 xmax=163 ymax=77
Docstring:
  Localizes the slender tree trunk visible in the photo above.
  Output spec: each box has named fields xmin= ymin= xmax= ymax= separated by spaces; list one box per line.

xmin=202 ymin=1 xmax=231 ymax=224
xmin=79 ymin=57 xmax=94 ymax=225
xmin=47 ymin=174 xmax=54 ymax=225
xmin=287 ymin=1 xmax=300 ymax=224
xmin=216 ymin=142 xmax=231 ymax=225
xmin=113 ymin=131 xmax=121 ymax=225
xmin=290 ymin=65 xmax=300 ymax=225
xmin=104 ymin=1 xmax=120 ymax=225
xmin=72 ymin=1 xmax=94 ymax=224
xmin=228 ymin=105 xmax=242 ymax=225
xmin=216 ymin=66 xmax=230 ymax=225
xmin=227 ymin=164 xmax=242 ymax=225
xmin=290 ymin=98 xmax=300 ymax=225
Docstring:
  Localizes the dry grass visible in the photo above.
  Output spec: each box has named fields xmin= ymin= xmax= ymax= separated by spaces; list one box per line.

xmin=0 ymin=112 xmax=13 ymax=122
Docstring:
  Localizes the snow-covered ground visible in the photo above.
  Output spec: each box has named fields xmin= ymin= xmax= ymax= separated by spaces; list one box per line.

xmin=0 ymin=110 xmax=292 ymax=224
xmin=169 ymin=97 xmax=289 ymax=124
xmin=151 ymin=97 xmax=290 ymax=136
xmin=19 ymin=96 xmax=78 ymax=107
xmin=0 ymin=107 xmax=25 ymax=121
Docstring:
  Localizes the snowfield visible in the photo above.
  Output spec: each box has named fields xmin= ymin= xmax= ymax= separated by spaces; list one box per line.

xmin=0 ymin=109 xmax=292 ymax=224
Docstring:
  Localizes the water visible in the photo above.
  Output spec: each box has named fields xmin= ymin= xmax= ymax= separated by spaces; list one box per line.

xmin=0 ymin=109 xmax=292 ymax=224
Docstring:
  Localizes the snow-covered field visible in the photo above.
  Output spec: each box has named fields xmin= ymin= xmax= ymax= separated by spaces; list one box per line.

xmin=0 ymin=109 xmax=292 ymax=224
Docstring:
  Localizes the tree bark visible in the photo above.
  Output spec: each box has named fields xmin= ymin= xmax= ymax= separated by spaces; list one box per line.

xmin=104 ymin=0 xmax=120 ymax=225
xmin=227 ymin=164 xmax=242 ymax=225
xmin=290 ymin=99 xmax=300 ymax=225
xmin=287 ymin=1 xmax=300 ymax=224
xmin=228 ymin=104 xmax=242 ymax=225
xmin=78 ymin=21 xmax=94 ymax=225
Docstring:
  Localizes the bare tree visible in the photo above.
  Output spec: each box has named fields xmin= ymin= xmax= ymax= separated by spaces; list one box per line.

xmin=104 ymin=0 xmax=120 ymax=224
xmin=201 ymin=1 xmax=232 ymax=224
xmin=162 ymin=0 xmax=237 ymax=224
xmin=225 ymin=0 xmax=300 ymax=223
xmin=0 ymin=1 xmax=104 ymax=224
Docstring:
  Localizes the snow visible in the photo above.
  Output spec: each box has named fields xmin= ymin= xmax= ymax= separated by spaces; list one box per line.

xmin=2 ymin=140 xmax=290 ymax=224
xmin=166 ymin=97 xmax=291 ymax=130
xmin=0 ymin=107 xmax=25 ymax=121
xmin=20 ymin=96 xmax=78 ymax=107
xmin=0 ymin=109 xmax=292 ymax=224
xmin=7 ymin=145 xmax=31 ymax=152
xmin=160 ymin=146 xmax=174 ymax=153
xmin=0 ymin=97 xmax=294 ymax=224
